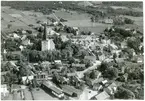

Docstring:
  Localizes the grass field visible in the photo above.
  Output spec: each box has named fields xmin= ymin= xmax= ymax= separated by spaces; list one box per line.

xmin=49 ymin=10 xmax=112 ymax=34
xmin=123 ymin=15 xmax=143 ymax=32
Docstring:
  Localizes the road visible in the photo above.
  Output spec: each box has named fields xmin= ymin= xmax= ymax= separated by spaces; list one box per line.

xmin=76 ymin=60 xmax=101 ymax=78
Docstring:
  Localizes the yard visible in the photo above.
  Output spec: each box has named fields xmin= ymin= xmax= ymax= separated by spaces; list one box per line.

xmin=31 ymin=88 xmax=59 ymax=100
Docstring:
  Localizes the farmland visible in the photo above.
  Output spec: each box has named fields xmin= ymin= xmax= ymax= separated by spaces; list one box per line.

xmin=49 ymin=10 xmax=112 ymax=34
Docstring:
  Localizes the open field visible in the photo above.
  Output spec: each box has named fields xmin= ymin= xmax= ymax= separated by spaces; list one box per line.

xmin=2 ymin=6 xmax=142 ymax=35
xmin=1 ymin=6 xmax=49 ymax=33
xmin=110 ymin=6 xmax=129 ymax=10
xmin=122 ymin=15 xmax=143 ymax=32
xmin=49 ymin=10 xmax=112 ymax=34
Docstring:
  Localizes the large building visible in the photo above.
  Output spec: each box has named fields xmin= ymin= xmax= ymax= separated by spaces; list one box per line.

xmin=41 ymin=24 xmax=55 ymax=51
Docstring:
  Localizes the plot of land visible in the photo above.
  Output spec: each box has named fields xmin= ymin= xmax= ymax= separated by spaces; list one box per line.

xmin=31 ymin=88 xmax=59 ymax=100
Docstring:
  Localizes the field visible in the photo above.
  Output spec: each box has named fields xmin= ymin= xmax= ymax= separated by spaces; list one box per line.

xmin=49 ymin=10 xmax=112 ymax=34
xmin=122 ymin=15 xmax=143 ymax=33
xmin=110 ymin=6 xmax=129 ymax=10
xmin=2 ymin=6 xmax=142 ymax=35
xmin=1 ymin=6 xmax=49 ymax=33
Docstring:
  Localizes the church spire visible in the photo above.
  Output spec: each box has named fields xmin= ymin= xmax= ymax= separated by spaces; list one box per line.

xmin=43 ymin=24 xmax=47 ymax=40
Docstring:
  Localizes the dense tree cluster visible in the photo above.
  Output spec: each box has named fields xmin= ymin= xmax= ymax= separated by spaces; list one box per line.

xmin=115 ymin=86 xmax=135 ymax=99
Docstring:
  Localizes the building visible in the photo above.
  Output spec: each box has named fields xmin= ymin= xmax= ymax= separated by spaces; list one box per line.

xmin=72 ymin=63 xmax=86 ymax=71
xmin=41 ymin=61 xmax=51 ymax=68
xmin=89 ymin=77 xmax=104 ymax=86
xmin=60 ymin=85 xmax=82 ymax=97
xmin=61 ymin=35 xmax=69 ymax=42
xmin=104 ymin=19 xmax=113 ymax=24
xmin=1 ymin=84 xmax=9 ymax=98
xmin=67 ymin=73 xmax=76 ymax=77
xmin=95 ymin=91 xmax=110 ymax=100
xmin=84 ymin=55 xmax=96 ymax=62
xmin=92 ymin=83 xmax=103 ymax=91
xmin=34 ymin=71 xmax=48 ymax=81
xmin=22 ymin=75 xmax=34 ymax=85
xmin=41 ymin=24 xmax=55 ymax=51
xmin=137 ymin=55 xmax=144 ymax=63
xmin=21 ymin=35 xmax=32 ymax=46
xmin=41 ymin=81 xmax=64 ymax=99
xmin=104 ymin=83 xmax=117 ymax=95
xmin=54 ymin=60 xmax=62 ymax=65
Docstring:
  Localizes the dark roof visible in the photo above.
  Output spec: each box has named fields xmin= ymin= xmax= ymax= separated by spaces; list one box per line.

xmin=50 ymin=86 xmax=62 ymax=94
xmin=42 ymin=81 xmax=62 ymax=94
xmin=60 ymin=85 xmax=82 ymax=95
xmin=62 ymin=87 xmax=73 ymax=96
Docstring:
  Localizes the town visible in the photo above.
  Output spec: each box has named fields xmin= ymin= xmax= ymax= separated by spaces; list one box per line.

xmin=1 ymin=1 xmax=144 ymax=100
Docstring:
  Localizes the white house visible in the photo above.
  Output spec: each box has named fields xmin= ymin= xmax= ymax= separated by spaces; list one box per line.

xmin=1 ymin=84 xmax=9 ymax=97
xmin=54 ymin=60 xmax=62 ymax=64
xmin=22 ymin=75 xmax=34 ymax=84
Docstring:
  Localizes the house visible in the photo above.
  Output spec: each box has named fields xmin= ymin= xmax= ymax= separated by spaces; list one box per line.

xmin=13 ymin=33 xmax=20 ymax=39
xmin=21 ymin=35 xmax=31 ymax=46
xmin=72 ymin=63 xmax=86 ymax=71
xmin=19 ymin=45 xmax=24 ymax=51
xmin=137 ymin=55 xmax=143 ymax=63
xmin=92 ymin=83 xmax=103 ymax=91
xmin=57 ymin=76 xmax=68 ymax=84
xmin=61 ymin=35 xmax=69 ymax=42
xmin=1 ymin=84 xmax=9 ymax=98
xmin=54 ymin=60 xmax=62 ymax=65
xmin=104 ymin=19 xmax=113 ymax=24
xmin=95 ymin=91 xmax=110 ymax=100
xmin=41 ymin=61 xmax=50 ymax=68
xmin=84 ymin=56 xmax=96 ymax=62
xmin=79 ymin=88 xmax=98 ymax=100
xmin=22 ymin=75 xmax=34 ymax=85
xmin=121 ymin=41 xmax=127 ymax=48
xmin=60 ymin=85 xmax=82 ymax=97
xmin=41 ymin=81 xmax=64 ymax=99
xmin=101 ymin=80 xmax=108 ymax=85
xmin=71 ymin=76 xmax=82 ymax=86
xmin=67 ymin=73 xmax=76 ymax=77
xmin=34 ymin=71 xmax=48 ymax=81
xmin=104 ymin=82 xmax=117 ymax=95
xmin=22 ymin=38 xmax=31 ymax=46
xmin=90 ymin=77 xmax=104 ymax=86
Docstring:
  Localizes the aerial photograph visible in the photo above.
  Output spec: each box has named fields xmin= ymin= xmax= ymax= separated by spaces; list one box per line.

xmin=1 ymin=1 xmax=144 ymax=100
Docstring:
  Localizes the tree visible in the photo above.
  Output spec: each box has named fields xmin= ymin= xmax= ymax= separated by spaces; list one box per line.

xmin=90 ymin=70 xmax=99 ymax=79
xmin=104 ymin=67 xmax=118 ymax=80
xmin=115 ymin=86 xmax=135 ymax=99
xmin=124 ymin=17 xmax=134 ymax=24
xmin=127 ymin=37 xmax=140 ymax=53
xmin=98 ymin=62 xmax=109 ymax=72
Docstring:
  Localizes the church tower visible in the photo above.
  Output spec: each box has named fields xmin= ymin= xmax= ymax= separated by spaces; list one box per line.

xmin=41 ymin=24 xmax=55 ymax=51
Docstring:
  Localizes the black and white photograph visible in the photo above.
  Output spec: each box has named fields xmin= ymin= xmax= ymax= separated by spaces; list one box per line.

xmin=1 ymin=1 xmax=144 ymax=100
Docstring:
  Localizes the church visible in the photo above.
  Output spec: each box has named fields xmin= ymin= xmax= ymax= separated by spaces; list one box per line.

xmin=41 ymin=24 xmax=55 ymax=51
